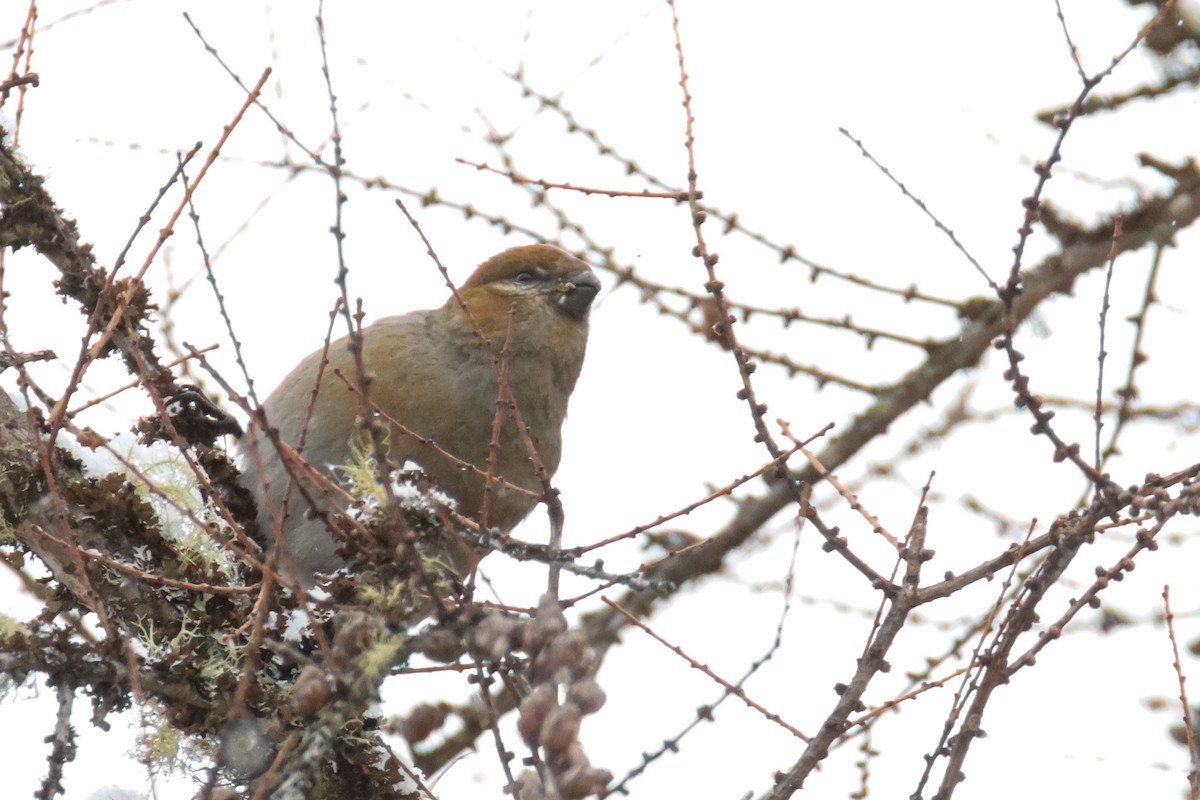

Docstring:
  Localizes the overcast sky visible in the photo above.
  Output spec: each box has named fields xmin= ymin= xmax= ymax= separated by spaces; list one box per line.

xmin=2 ymin=2 xmax=1199 ymax=798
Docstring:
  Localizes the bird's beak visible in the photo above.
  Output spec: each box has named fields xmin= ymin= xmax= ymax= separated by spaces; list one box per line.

xmin=554 ymin=269 xmax=601 ymax=320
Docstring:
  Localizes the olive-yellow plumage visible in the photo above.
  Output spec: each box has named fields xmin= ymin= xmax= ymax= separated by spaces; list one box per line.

xmin=240 ymin=244 xmax=599 ymax=584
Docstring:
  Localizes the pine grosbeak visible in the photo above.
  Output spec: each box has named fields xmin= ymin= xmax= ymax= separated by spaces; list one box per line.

xmin=240 ymin=244 xmax=599 ymax=584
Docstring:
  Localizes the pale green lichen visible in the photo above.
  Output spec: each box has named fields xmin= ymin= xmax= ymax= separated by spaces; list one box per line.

xmin=135 ymin=704 xmax=214 ymax=778
xmin=0 ymin=612 xmax=27 ymax=643
xmin=334 ymin=432 xmax=392 ymax=507
xmin=144 ymin=720 xmax=181 ymax=767
xmin=123 ymin=444 xmax=238 ymax=580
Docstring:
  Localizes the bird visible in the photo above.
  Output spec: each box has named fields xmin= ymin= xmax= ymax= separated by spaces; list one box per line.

xmin=238 ymin=244 xmax=599 ymax=586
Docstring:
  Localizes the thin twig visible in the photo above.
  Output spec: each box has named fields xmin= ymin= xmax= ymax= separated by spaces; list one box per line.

xmin=1093 ymin=217 xmax=1123 ymax=469
xmin=838 ymin=127 xmax=998 ymax=295
xmin=1164 ymin=585 xmax=1199 ymax=800
xmin=457 ymin=157 xmax=697 ymax=200
xmin=603 ymin=596 xmax=810 ymax=741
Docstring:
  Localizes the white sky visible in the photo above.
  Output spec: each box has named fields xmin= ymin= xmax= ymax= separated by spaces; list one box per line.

xmin=2 ymin=1 xmax=1200 ymax=798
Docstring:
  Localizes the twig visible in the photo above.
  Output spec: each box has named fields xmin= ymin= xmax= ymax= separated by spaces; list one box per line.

xmin=603 ymin=596 xmax=810 ymax=741
xmin=1164 ymin=585 xmax=1200 ymax=800
xmin=457 ymin=157 xmax=698 ymax=200
xmin=1093 ymin=217 xmax=1123 ymax=469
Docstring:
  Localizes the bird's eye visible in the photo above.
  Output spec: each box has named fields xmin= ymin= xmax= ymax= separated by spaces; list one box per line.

xmin=513 ymin=271 xmax=535 ymax=285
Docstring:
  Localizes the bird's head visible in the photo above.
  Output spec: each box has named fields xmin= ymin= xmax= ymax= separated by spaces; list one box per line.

xmin=455 ymin=244 xmax=601 ymax=342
